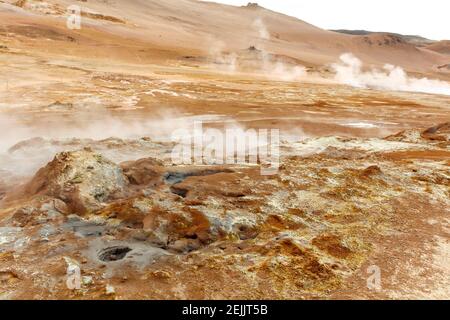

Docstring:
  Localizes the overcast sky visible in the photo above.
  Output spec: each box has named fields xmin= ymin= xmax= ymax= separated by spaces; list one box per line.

xmin=207 ymin=0 xmax=449 ymax=40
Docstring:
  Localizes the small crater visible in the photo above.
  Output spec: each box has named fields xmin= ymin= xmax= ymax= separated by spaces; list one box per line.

xmin=98 ymin=246 xmax=132 ymax=262
xmin=170 ymin=185 xmax=189 ymax=198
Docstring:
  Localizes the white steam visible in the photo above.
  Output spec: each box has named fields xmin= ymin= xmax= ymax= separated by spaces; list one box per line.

xmin=260 ymin=51 xmax=306 ymax=81
xmin=0 ymin=110 xmax=197 ymax=179
xmin=0 ymin=110 xmax=187 ymax=154
xmin=252 ymin=18 xmax=306 ymax=81
xmin=207 ymin=18 xmax=306 ymax=81
xmin=252 ymin=18 xmax=270 ymax=40
xmin=333 ymin=53 xmax=450 ymax=96
xmin=207 ymin=39 xmax=238 ymax=73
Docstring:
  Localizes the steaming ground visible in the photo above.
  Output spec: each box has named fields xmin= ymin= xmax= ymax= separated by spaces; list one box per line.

xmin=1 ymin=69 xmax=448 ymax=184
xmin=333 ymin=53 xmax=450 ymax=96
xmin=1 ymin=47 xmax=449 ymax=179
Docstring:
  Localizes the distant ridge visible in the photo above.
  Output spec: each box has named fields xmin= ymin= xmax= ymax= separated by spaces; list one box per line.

xmin=331 ymin=29 xmax=436 ymax=47
xmin=1 ymin=0 xmax=448 ymax=74
xmin=426 ymin=40 xmax=450 ymax=55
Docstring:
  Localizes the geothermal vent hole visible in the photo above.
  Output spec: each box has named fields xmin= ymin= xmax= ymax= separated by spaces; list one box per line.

xmin=98 ymin=246 xmax=132 ymax=262
xmin=163 ymin=169 xmax=234 ymax=185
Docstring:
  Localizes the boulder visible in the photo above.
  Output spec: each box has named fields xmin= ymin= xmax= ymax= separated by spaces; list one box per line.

xmin=22 ymin=149 xmax=128 ymax=214
xmin=120 ymin=158 xmax=164 ymax=187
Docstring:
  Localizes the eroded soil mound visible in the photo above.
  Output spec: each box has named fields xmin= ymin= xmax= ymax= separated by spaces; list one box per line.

xmin=15 ymin=149 xmax=128 ymax=214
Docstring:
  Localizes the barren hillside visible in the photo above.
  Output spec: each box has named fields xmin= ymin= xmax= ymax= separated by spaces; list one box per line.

xmin=0 ymin=0 xmax=449 ymax=74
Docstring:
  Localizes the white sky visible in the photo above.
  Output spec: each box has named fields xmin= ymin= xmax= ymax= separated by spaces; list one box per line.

xmin=207 ymin=0 xmax=450 ymax=41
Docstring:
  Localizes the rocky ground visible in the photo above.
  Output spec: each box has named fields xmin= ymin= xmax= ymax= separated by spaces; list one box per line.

xmin=0 ymin=123 xmax=448 ymax=299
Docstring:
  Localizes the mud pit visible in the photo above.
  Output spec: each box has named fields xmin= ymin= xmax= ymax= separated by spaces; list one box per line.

xmin=98 ymin=246 xmax=132 ymax=262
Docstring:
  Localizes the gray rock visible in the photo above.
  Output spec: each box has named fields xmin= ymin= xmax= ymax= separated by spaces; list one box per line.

xmin=39 ymin=225 xmax=59 ymax=239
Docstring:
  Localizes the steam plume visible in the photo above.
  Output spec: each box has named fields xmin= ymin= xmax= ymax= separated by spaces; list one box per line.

xmin=332 ymin=53 xmax=450 ymax=96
